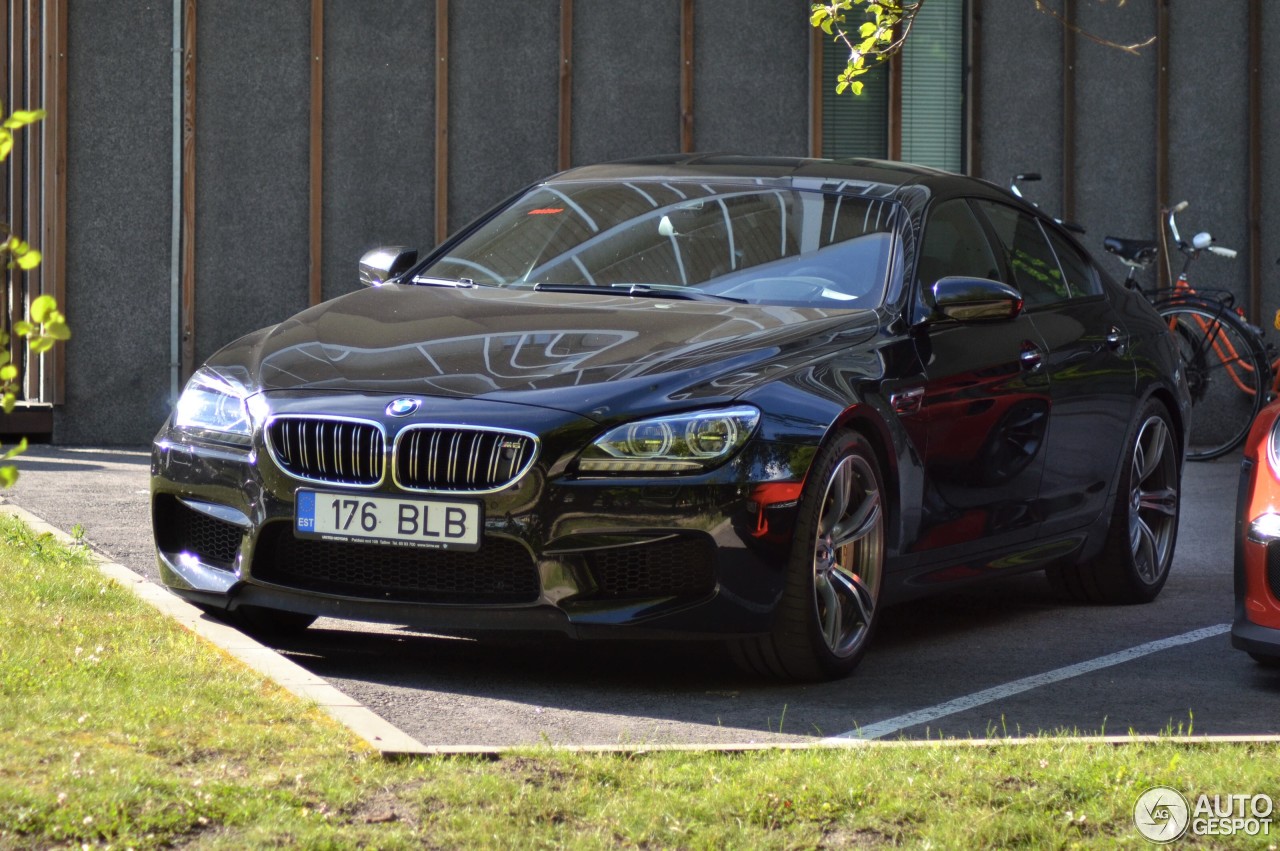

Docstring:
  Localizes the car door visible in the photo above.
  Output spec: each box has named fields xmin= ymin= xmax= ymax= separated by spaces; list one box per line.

xmin=972 ymin=200 xmax=1136 ymax=537
xmin=904 ymin=198 xmax=1053 ymax=560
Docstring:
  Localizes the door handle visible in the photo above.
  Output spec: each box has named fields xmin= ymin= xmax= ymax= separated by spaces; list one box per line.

xmin=1106 ymin=326 xmax=1128 ymax=353
xmin=1020 ymin=343 xmax=1044 ymax=372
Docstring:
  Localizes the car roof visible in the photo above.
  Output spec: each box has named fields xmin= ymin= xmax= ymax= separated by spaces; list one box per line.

xmin=543 ymin=153 xmax=1012 ymax=207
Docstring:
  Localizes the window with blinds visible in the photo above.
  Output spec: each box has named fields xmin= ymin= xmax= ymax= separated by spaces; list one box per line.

xmin=818 ymin=1 xmax=966 ymax=171
xmin=820 ymin=35 xmax=888 ymax=159
xmin=901 ymin=1 xmax=965 ymax=170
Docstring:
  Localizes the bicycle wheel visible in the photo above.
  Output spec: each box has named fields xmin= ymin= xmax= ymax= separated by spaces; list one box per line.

xmin=1158 ymin=302 xmax=1270 ymax=459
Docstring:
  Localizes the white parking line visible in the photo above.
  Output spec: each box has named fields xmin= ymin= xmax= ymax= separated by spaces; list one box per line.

xmin=824 ymin=623 xmax=1231 ymax=742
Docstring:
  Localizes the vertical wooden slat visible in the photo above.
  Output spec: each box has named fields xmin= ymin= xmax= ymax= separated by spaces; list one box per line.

xmin=1061 ymin=0 xmax=1076 ymax=223
xmin=24 ymin=0 xmax=41 ymax=402
xmin=680 ymin=0 xmax=694 ymax=152
xmin=42 ymin=0 xmax=67 ymax=404
xmin=7 ymin=1 xmax=24 ymax=393
xmin=181 ymin=0 xmax=197 ymax=382
xmin=309 ymin=0 xmax=323 ymax=305
xmin=0 ymin=1 xmax=8 ymax=250
xmin=967 ymin=0 xmax=981 ymax=175
xmin=0 ymin=1 xmax=7 ymax=162
xmin=434 ymin=0 xmax=448 ymax=245
xmin=887 ymin=24 xmax=902 ymax=161
xmin=557 ymin=0 xmax=572 ymax=171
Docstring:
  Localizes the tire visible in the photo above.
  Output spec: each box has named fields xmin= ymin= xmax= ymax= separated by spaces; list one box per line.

xmin=1048 ymin=399 xmax=1180 ymax=604
xmin=730 ymin=430 xmax=886 ymax=680
xmin=1158 ymin=303 xmax=1268 ymax=460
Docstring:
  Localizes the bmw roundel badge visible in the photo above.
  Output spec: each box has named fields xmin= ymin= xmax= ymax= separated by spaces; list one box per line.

xmin=386 ymin=398 xmax=421 ymax=417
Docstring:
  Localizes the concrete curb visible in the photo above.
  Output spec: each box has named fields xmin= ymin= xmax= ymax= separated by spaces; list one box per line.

xmin=0 ymin=504 xmax=434 ymax=758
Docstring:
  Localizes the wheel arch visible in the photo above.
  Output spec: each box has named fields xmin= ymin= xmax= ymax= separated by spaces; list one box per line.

xmin=829 ymin=405 xmax=902 ymax=556
xmin=1145 ymin=384 xmax=1187 ymax=465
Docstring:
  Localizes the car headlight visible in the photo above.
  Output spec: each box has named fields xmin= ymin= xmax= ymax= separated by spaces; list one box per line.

xmin=174 ymin=366 xmax=254 ymax=438
xmin=579 ymin=406 xmax=760 ymax=473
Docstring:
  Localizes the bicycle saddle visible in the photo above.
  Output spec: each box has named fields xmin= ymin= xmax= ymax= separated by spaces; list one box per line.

xmin=1103 ymin=237 xmax=1159 ymax=266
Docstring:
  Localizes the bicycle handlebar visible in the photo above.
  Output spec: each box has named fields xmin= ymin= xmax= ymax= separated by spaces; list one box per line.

xmin=1167 ymin=201 xmax=1188 ymax=246
xmin=1165 ymin=200 xmax=1235 ymax=259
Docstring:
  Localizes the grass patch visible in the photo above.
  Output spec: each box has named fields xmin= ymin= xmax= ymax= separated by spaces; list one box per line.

xmin=0 ymin=513 xmax=1276 ymax=848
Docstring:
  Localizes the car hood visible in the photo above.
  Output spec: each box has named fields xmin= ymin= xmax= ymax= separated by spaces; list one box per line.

xmin=211 ymin=284 xmax=879 ymax=421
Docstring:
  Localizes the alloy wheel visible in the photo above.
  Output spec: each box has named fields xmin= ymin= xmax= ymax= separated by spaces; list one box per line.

xmin=812 ymin=453 xmax=885 ymax=658
xmin=1128 ymin=415 xmax=1179 ymax=585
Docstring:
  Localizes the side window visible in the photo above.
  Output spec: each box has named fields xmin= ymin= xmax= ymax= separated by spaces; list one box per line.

xmin=1043 ymin=226 xmax=1102 ymax=297
xmin=974 ymin=201 xmax=1070 ymax=307
xmin=916 ymin=199 xmax=1000 ymax=296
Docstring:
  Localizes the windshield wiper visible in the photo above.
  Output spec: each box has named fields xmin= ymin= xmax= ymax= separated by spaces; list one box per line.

xmin=532 ymin=282 xmax=745 ymax=303
xmin=409 ymin=275 xmax=479 ymax=288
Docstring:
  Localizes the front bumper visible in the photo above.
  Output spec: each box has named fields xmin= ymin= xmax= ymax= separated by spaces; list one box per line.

xmin=1233 ymin=427 xmax=1280 ymax=658
xmin=151 ymin=400 xmax=812 ymax=640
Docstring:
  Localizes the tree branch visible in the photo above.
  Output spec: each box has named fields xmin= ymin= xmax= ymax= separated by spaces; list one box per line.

xmin=1031 ymin=0 xmax=1156 ymax=55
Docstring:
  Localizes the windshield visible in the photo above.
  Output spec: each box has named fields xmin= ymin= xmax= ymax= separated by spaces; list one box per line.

xmin=419 ymin=181 xmax=903 ymax=308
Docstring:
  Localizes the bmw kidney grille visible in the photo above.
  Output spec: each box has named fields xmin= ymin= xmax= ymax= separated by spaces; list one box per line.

xmin=266 ymin=418 xmax=386 ymax=486
xmin=395 ymin=426 xmax=536 ymax=492
xmin=266 ymin=417 xmax=536 ymax=492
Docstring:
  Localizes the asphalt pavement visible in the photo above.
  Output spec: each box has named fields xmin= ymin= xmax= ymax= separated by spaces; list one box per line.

xmin=2 ymin=443 xmax=1275 ymax=748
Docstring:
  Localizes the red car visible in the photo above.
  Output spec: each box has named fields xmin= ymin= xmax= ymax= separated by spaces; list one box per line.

xmin=1234 ymin=399 xmax=1280 ymax=666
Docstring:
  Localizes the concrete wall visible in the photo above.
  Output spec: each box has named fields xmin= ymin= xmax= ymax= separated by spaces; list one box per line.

xmin=322 ymin=0 xmax=436 ymax=302
xmin=1071 ymin=0 xmax=1158 ymax=269
xmin=1265 ymin=7 xmax=1280 ymax=337
xmin=571 ymin=0 xmax=681 ymax=165
xmin=693 ymin=0 xmax=810 ymax=155
xmin=60 ymin=2 xmax=174 ymax=444
xmin=976 ymin=0 xmax=1258 ymax=320
xmin=447 ymin=1 xmax=560 ymax=232
xmin=194 ymin=1 xmax=312 ymax=366
xmin=53 ymin=2 xmax=1279 ymax=445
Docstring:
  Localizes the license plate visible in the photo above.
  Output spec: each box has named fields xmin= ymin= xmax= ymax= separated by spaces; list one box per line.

xmin=294 ymin=489 xmax=482 ymax=551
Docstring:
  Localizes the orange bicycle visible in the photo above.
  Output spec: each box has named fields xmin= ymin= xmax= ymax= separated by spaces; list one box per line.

xmin=1105 ymin=201 xmax=1272 ymax=460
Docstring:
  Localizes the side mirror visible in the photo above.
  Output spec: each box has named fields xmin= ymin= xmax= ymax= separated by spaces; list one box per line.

xmin=932 ymin=276 xmax=1024 ymax=322
xmin=358 ymin=246 xmax=418 ymax=287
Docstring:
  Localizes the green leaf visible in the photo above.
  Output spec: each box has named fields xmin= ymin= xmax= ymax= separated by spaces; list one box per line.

xmin=836 ymin=81 xmax=848 ymax=94
xmin=2 ymin=109 xmax=45 ymax=129
xmin=0 ymin=365 xmax=16 ymax=382
xmin=11 ymin=321 xmax=30 ymax=337
xmin=45 ymin=321 xmax=70 ymax=341
xmin=15 ymin=248 xmax=40 ymax=270
xmin=0 ymin=464 xmax=18 ymax=488
xmin=30 ymin=294 xmax=56 ymax=323
xmin=0 ymin=131 xmax=12 ymax=161
xmin=1 ymin=437 xmax=28 ymax=461
xmin=28 ymin=337 xmax=53 ymax=354
xmin=1 ymin=394 xmax=14 ymax=415
xmin=859 ymin=21 xmax=877 ymax=37
xmin=851 ymin=80 xmax=865 ymax=96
